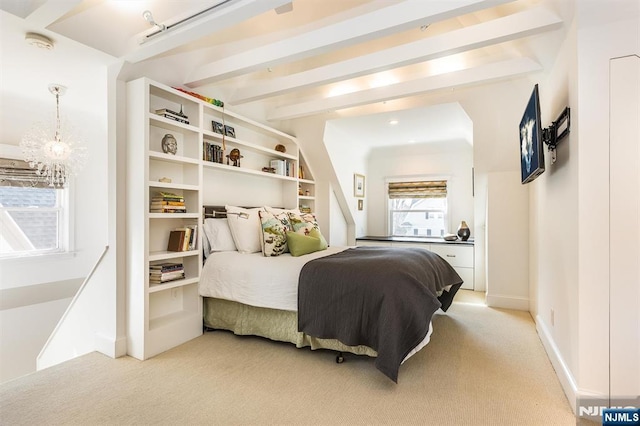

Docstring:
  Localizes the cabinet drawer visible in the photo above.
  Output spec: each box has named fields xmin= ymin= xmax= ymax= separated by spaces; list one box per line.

xmin=430 ymin=244 xmax=474 ymax=268
xmin=455 ymin=267 xmax=474 ymax=290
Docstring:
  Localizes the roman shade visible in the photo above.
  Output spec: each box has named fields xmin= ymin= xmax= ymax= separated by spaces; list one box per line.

xmin=388 ymin=180 xmax=447 ymax=199
xmin=0 ymin=158 xmax=49 ymax=188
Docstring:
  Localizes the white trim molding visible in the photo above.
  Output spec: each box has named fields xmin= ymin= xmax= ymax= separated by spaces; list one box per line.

xmin=485 ymin=293 xmax=529 ymax=311
xmin=536 ymin=315 xmax=578 ymax=413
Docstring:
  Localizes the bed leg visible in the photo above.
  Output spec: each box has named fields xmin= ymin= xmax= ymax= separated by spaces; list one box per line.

xmin=336 ymin=352 xmax=345 ymax=364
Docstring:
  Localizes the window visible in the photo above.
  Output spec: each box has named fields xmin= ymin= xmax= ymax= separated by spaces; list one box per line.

xmin=0 ymin=158 xmax=67 ymax=257
xmin=388 ymin=180 xmax=448 ymax=237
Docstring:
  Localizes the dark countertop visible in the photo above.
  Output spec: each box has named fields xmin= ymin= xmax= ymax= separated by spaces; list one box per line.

xmin=356 ymin=235 xmax=474 ymax=246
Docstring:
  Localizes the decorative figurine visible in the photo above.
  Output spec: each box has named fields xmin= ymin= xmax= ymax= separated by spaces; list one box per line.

xmin=226 ymin=148 xmax=243 ymax=167
xmin=161 ymin=134 xmax=177 ymax=155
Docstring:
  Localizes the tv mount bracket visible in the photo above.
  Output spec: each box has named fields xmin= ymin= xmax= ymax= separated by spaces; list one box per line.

xmin=542 ymin=107 xmax=570 ymax=163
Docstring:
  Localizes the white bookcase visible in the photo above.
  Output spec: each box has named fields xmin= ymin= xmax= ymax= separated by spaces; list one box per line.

xmin=126 ymin=77 xmax=312 ymax=359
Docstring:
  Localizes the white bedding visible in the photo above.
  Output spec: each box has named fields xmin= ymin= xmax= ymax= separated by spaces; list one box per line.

xmin=199 ymin=246 xmax=349 ymax=311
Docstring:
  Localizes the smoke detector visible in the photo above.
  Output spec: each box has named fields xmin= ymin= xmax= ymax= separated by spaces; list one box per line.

xmin=25 ymin=32 xmax=54 ymax=50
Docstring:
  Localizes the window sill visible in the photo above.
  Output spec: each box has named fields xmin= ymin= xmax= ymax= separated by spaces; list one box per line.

xmin=0 ymin=250 xmax=77 ymax=264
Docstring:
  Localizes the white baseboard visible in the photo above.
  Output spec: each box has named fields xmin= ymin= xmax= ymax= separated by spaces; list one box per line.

xmin=535 ymin=315 xmax=578 ymax=414
xmin=485 ymin=293 xmax=529 ymax=310
xmin=95 ymin=333 xmax=127 ymax=358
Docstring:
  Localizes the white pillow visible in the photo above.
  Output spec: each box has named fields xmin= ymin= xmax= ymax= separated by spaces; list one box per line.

xmin=225 ymin=205 xmax=264 ymax=253
xmin=203 ymin=218 xmax=237 ymax=253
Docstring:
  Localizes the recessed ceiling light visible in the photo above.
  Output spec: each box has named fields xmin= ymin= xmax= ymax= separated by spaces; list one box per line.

xmin=25 ymin=33 xmax=54 ymax=50
xmin=389 ymin=119 xmax=399 ymax=125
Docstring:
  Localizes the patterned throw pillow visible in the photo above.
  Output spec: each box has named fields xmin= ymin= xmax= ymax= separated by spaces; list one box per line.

xmin=258 ymin=210 xmax=291 ymax=257
xmin=287 ymin=211 xmax=320 ymax=236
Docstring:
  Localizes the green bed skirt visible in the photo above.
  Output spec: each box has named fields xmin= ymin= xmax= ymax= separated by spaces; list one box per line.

xmin=202 ymin=297 xmax=377 ymax=357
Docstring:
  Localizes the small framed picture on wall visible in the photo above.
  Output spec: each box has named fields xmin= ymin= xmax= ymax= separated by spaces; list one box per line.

xmin=354 ymin=173 xmax=365 ymax=198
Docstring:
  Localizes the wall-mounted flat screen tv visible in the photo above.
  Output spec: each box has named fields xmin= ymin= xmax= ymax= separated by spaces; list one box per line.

xmin=519 ymin=84 xmax=545 ymax=184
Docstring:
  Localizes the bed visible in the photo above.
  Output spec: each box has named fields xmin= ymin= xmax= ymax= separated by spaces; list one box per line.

xmin=199 ymin=206 xmax=463 ymax=382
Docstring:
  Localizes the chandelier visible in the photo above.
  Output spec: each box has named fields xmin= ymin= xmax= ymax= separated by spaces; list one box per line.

xmin=20 ymin=84 xmax=87 ymax=187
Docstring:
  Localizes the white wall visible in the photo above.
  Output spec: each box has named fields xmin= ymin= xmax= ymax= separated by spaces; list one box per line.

xmin=529 ymin=11 xmax=580 ymax=405
xmin=574 ymin=1 xmax=639 ymax=401
xmin=366 ymin=139 xmax=473 ymax=238
xmin=323 ymin=122 xmax=369 ymax=239
xmin=485 ymin=171 xmax=529 ymax=310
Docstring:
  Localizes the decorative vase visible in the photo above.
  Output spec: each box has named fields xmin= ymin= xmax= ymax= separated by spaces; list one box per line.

xmin=457 ymin=220 xmax=470 ymax=241
xmin=161 ymin=134 xmax=177 ymax=155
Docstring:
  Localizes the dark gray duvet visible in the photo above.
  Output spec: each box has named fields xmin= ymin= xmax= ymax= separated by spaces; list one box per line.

xmin=297 ymin=246 xmax=463 ymax=383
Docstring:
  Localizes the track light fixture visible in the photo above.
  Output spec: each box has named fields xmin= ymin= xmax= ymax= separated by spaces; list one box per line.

xmin=142 ymin=10 xmax=166 ymax=32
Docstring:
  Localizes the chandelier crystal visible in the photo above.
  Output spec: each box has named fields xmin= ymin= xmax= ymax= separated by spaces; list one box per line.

xmin=20 ymin=84 xmax=87 ymax=187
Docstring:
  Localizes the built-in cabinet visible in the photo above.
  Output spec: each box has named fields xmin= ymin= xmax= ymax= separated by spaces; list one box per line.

xmin=126 ymin=77 xmax=312 ymax=359
xmin=356 ymin=238 xmax=474 ymax=290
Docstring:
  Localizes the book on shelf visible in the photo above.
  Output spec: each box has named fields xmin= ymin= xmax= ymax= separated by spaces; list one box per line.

xmin=270 ymin=159 xmax=285 ymax=176
xmin=151 ymin=191 xmax=186 ymax=213
xmin=270 ymin=159 xmax=295 ymax=177
xmin=166 ymin=225 xmax=197 ymax=252
xmin=149 ymin=262 xmax=185 ymax=284
xmin=157 ymin=113 xmax=189 ymax=125
xmin=150 ymin=202 xmax=186 ymax=213
xmin=149 ymin=262 xmax=183 ymax=272
xmin=154 ymin=191 xmax=184 ymax=201
xmin=151 ymin=200 xmax=185 ymax=206
xmin=155 ymin=108 xmax=188 ymax=118
xmin=167 ymin=230 xmax=186 ymax=251
xmin=203 ymin=141 xmax=223 ymax=163
xmin=155 ymin=108 xmax=189 ymax=124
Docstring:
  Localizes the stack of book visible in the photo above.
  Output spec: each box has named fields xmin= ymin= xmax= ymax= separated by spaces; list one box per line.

xmin=149 ymin=262 xmax=185 ymax=284
xmin=270 ymin=159 xmax=295 ymax=177
xmin=203 ymin=141 xmax=223 ymax=163
xmin=155 ymin=108 xmax=189 ymax=125
xmin=167 ymin=225 xmax=198 ymax=251
xmin=150 ymin=192 xmax=186 ymax=213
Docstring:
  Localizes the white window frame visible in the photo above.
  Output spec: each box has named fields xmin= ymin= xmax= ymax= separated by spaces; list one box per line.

xmin=0 ymin=146 xmax=73 ymax=259
xmin=385 ymin=175 xmax=450 ymax=237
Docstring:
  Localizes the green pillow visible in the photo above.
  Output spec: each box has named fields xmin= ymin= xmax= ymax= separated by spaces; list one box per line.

xmin=286 ymin=228 xmax=327 ymax=257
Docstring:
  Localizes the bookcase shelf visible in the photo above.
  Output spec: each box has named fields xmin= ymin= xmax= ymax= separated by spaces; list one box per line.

xmin=202 ymin=160 xmax=297 ymax=181
xmin=149 ymin=276 xmax=200 ymax=293
xmin=149 ymin=152 xmax=200 ymax=165
xmin=127 ymin=76 xmax=312 ymax=361
xmin=148 ymin=249 xmax=200 ymax=261
xmin=126 ymin=77 xmax=203 ymax=361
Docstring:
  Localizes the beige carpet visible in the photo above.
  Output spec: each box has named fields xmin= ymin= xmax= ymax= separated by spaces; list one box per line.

xmin=0 ymin=292 xmax=575 ymax=425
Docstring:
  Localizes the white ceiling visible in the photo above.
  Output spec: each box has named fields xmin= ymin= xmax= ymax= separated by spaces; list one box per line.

xmin=0 ymin=0 xmax=569 ymax=147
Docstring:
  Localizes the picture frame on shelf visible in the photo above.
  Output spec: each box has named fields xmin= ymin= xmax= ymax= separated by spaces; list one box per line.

xmin=212 ymin=121 xmax=224 ymax=134
xmin=224 ymin=125 xmax=236 ymax=138
xmin=354 ymin=173 xmax=365 ymax=198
